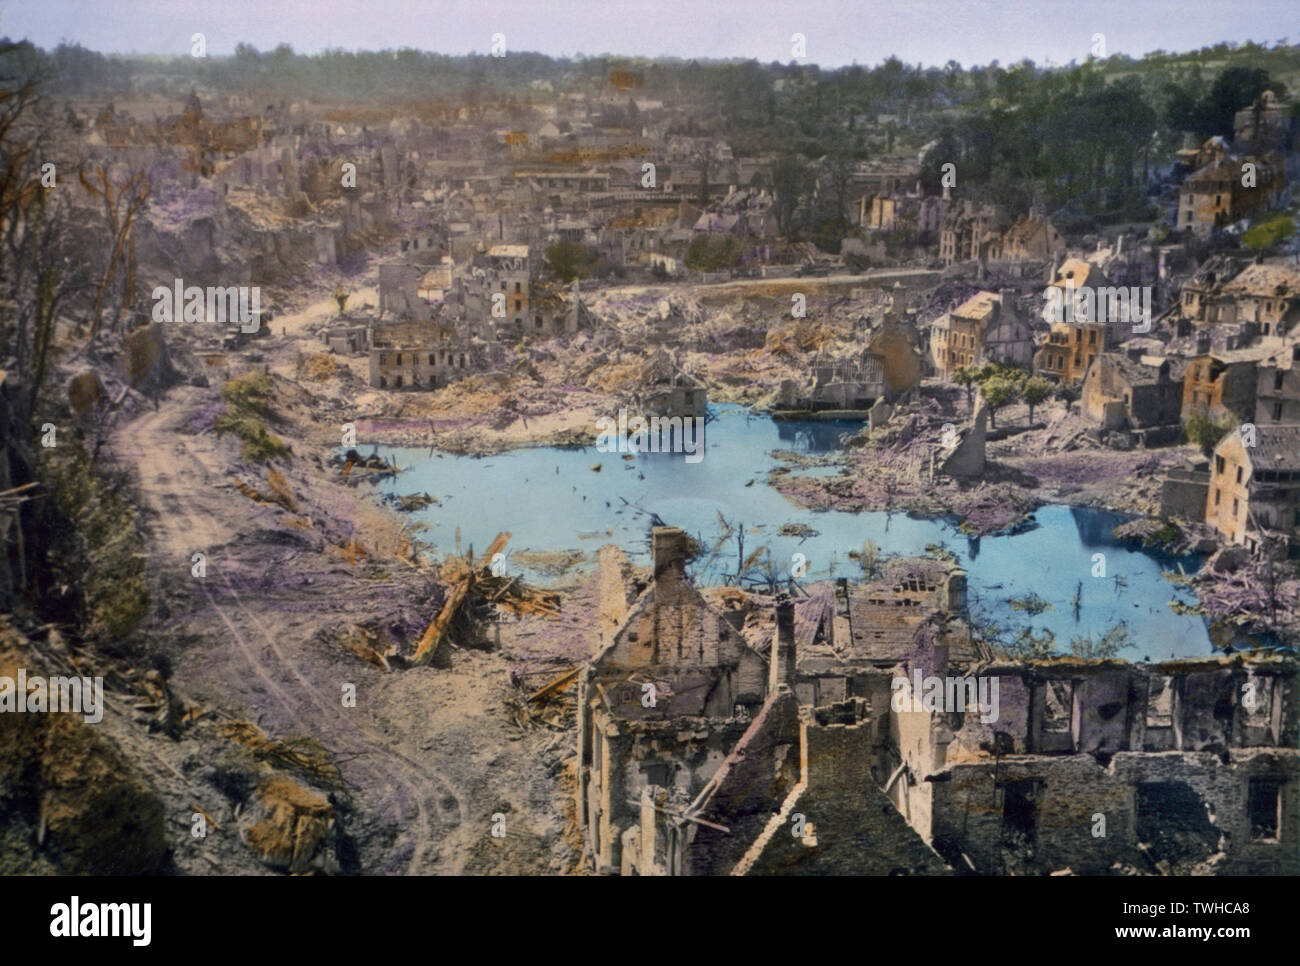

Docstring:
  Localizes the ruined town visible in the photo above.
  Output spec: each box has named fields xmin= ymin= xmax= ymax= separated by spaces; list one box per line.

xmin=0 ymin=2 xmax=1297 ymax=890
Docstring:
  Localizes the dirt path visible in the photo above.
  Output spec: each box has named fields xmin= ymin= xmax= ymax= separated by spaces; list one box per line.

xmin=115 ymin=385 xmax=473 ymax=874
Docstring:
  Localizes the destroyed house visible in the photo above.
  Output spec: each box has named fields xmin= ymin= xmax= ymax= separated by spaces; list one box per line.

xmin=319 ymin=323 xmax=369 ymax=355
xmin=930 ymin=290 xmax=1031 ymax=379
xmin=1175 ymin=134 xmax=1231 ymax=172
xmin=939 ymin=202 xmax=1008 ymax=265
xmin=1207 ymin=424 xmax=1300 ymax=552
xmin=780 ymin=561 xmax=976 ymax=713
xmin=1177 ymin=152 xmax=1285 ymax=235
xmin=1256 ymin=341 xmax=1300 ymax=426
xmin=1181 ymin=346 xmax=1270 ymax=424
xmin=890 ymin=656 xmax=1299 ymax=875
xmin=1034 ymin=261 xmax=1134 ymax=386
xmin=862 ymin=191 xmax=911 ymax=231
xmin=776 ymin=350 xmax=886 ymax=418
xmin=1175 ymin=254 xmax=1244 ymax=325
xmin=1214 ymin=263 xmax=1300 ymax=339
xmin=367 ymin=321 xmax=482 ymax=390
xmin=576 ymin=529 xmax=773 ymax=874
xmin=1081 ymin=352 xmax=1184 ymax=434
xmin=634 ymin=351 xmax=707 ymax=419
xmin=727 ymin=698 xmax=951 ymax=875
xmin=454 ymin=244 xmax=532 ymax=334
xmin=579 ymin=548 xmax=952 ymax=877
xmin=378 ymin=262 xmax=435 ymax=321
xmin=398 ymin=227 xmax=446 ymax=264
xmin=997 ymin=214 xmax=1064 ymax=263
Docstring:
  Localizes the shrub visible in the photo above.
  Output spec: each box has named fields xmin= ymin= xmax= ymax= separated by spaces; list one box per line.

xmin=684 ymin=234 xmax=744 ymax=272
xmin=545 ymin=241 xmax=599 ymax=281
xmin=1242 ymin=212 xmax=1295 ymax=250
xmin=1184 ymin=408 xmax=1234 ymax=456
xmin=40 ymin=444 xmax=149 ymax=642
xmin=214 ymin=413 xmax=292 ymax=463
xmin=221 ymin=370 xmax=277 ymax=419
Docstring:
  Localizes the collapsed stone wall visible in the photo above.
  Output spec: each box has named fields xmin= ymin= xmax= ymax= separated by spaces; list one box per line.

xmin=685 ymin=688 xmax=801 ymax=875
xmin=930 ymin=748 xmax=1298 ymax=875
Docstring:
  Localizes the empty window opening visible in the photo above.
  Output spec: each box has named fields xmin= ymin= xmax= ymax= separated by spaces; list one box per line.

xmin=1000 ymin=780 xmax=1040 ymax=846
xmin=1136 ymin=782 xmax=1218 ymax=865
xmin=1042 ymin=680 xmax=1074 ymax=733
xmin=1249 ymin=779 xmax=1282 ymax=841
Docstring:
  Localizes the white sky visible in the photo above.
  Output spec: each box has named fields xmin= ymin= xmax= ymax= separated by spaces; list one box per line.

xmin=1 ymin=0 xmax=1293 ymax=68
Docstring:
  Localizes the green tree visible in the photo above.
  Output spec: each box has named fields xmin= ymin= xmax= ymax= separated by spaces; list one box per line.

xmin=812 ymin=217 xmax=852 ymax=254
xmin=981 ymin=375 xmax=1019 ymax=428
xmin=1185 ymin=409 xmax=1234 ymax=456
xmin=684 ymin=234 xmax=743 ymax=271
xmin=953 ymin=366 xmax=977 ymax=409
xmin=1201 ymin=67 xmax=1283 ymax=138
xmin=771 ymin=155 xmax=809 ymax=236
xmin=1021 ymin=375 xmax=1052 ymax=424
xmin=545 ymin=241 xmax=599 ymax=281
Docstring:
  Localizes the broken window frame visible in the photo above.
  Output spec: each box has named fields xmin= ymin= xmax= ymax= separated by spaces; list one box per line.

xmin=1248 ymin=778 xmax=1283 ymax=841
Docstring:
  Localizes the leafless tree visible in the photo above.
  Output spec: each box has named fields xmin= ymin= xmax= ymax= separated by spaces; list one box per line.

xmin=0 ymin=43 xmax=92 ymax=409
xmin=79 ymin=163 xmax=151 ymax=346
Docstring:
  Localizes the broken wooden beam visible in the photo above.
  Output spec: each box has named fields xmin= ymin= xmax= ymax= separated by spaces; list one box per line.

xmin=411 ymin=575 xmax=471 ymax=665
xmin=527 ymin=666 xmax=579 ymax=703
xmin=477 ymin=531 xmax=511 ymax=573
xmin=411 ymin=531 xmax=512 ymax=665
xmin=626 ymin=798 xmax=730 ymax=834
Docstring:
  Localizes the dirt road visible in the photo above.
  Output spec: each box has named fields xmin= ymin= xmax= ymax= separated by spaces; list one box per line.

xmin=111 ymin=381 xmax=572 ymax=874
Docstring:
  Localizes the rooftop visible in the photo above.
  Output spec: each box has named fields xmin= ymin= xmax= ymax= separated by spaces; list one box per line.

xmin=1242 ymin=425 xmax=1300 ymax=471
xmin=1220 ymin=263 xmax=1300 ymax=299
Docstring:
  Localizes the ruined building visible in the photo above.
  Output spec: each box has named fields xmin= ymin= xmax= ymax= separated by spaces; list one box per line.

xmin=930 ymin=290 xmax=1033 ymax=379
xmin=577 ymin=528 xmax=1300 ymax=875
xmin=576 ymin=528 xmax=776 ymax=875
xmin=939 ymin=201 xmax=1009 ymax=265
xmin=895 ymin=653 xmax=1298 ymax=875
xmin=1177 ymin=146 xmax=1286 ymax=235
xmin=1034 ymin=260 xmax=1136 ymax=386
xmin=1081 ymin=351 xmax=1185 ymax=443
xmin=774 ymin=349 xmax=886 ymax=420
xmin=1206 ymin=424 xmax=1300 ymax=554
xmin=632 ymin=351 xmax=707 ymax=419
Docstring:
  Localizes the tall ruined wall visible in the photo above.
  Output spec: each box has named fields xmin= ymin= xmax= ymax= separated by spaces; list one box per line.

xmin=685 ymin=688 xmax=801 ymax=876
xmin=745 ymin=719 xmax=950 ymax=875
xmin=930 ymin=749 xmax=1299 ymax=875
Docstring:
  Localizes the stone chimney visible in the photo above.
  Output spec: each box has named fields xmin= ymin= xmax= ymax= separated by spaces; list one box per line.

xmin=998 ymin=288 xmax=1017 ymax=321
xmin=943 ymin=569 xmax=968 ymax=615
xmin=769 ymin=595 xmax=797 ymax=695
xmin=651 ymin=526 xmax=688 ymax=588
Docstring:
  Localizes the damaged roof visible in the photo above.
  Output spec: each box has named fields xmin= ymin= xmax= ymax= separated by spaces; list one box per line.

xmin=1242 ymin=425 xmax=1300 ymax=471
xmin=952 ymin=290 xmax=1001 ymax=322
xmin=1219 ymin=263 xmax=1300 ymax=299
